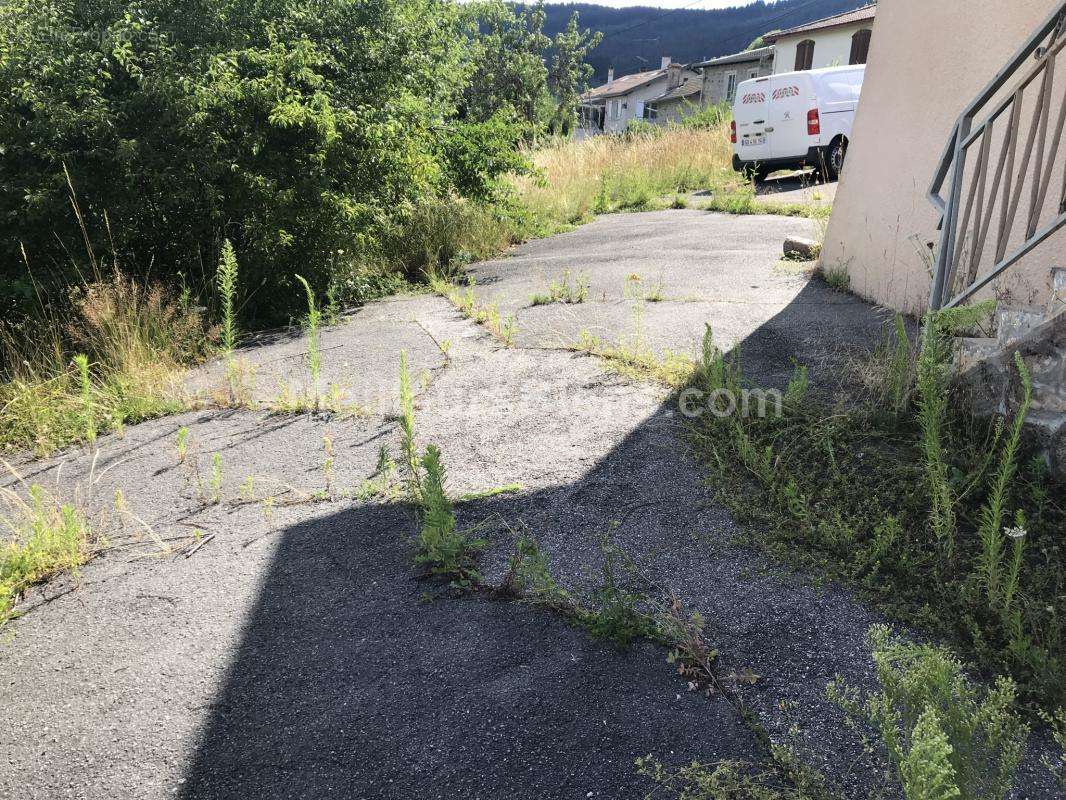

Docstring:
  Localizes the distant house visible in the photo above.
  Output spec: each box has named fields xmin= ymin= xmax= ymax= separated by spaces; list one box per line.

xmin=580 ymin=58 xmax=700 ymax=134
xmin=644 ymin=64 xmax=705 ymax=124
xmin=764 ymin=3 xmax=876 ymax=74
xmin=690 ymin=45 xmax=775 ymax=106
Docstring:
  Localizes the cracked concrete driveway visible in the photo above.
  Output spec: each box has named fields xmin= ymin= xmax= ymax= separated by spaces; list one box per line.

xmin=0 ymin=210 xmax=1057 ymax=799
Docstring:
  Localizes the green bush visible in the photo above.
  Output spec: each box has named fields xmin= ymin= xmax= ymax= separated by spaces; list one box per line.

xmin=0 ymin=0 xmax=528 ymax=323
xmin=829 ymin=626 xmax=1029 ymax=800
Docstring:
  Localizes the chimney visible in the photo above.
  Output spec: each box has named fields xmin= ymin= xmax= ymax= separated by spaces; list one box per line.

xmin=667 ymin=62 xmax=682 ymax=89
xmin=660 ymin=56 xmax=672 ymax=70
xmin=607 ymin=66 xmax=614 ymax=84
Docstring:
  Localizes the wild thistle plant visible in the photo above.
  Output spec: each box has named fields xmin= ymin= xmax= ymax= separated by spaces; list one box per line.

xmin=975 ymin=352 xmax=1033 ymax=609
xmin=72 ymin=353 xmax=95 ymax=446
xmin=915 ymin=315 xmax=956 ymax=559
xmin=217 ymin=240 xmax=239 ymax=356
xmin=294 ymin=274 xmax=322 ymax=395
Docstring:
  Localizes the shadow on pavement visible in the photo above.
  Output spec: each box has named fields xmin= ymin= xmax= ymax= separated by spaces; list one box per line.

xmin=176 ymin=281 xmax=893 ymax=799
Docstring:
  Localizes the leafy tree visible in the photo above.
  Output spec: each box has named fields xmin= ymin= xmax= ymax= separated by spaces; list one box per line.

xmin=547 ymin=12 xmax=602 ymax=135
xmin=0 ymin=0 xmax=527 ymax=323
xmin=462 ymin=0 xmax=550 ymax=134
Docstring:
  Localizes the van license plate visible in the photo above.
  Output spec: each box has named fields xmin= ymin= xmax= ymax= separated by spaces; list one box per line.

xmin=744 ymin=135 xmax=765 ymax=146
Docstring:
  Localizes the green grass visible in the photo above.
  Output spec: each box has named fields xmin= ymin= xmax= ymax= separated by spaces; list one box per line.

xmin=1 ymin=481 xmax=93 ymax=623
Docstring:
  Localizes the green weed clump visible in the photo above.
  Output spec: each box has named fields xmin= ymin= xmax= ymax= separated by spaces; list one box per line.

xmin=635 ymin=756 xmax=825 ymax=800
xmin=829 ymin=626 xmax=1029 ymax=800
xmin=691 ymin=308 xmax=1064 ymax=707
xmin=430 ymin=276 xmax=518 ymax=347
xmin=530 ymin=269 xmax=590 ymax=306
xmin=294 ymin=274 xmax=323 ymax=395
xmin=1 ymin=482 xmax=92 ymax=623
xmin=396 ymin=353 xmax=486 ymax=587
xmin=415 ymin=445 xmax=486 ymax=588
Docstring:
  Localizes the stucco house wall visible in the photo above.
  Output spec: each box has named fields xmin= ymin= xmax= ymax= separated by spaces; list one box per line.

xmin=702 ymin=60 xmax=769 ymax=105
xmin=772 ymin=23 xmax=871 ymax=74
xmin=821 ymin=0 xmax=1063 ymax=315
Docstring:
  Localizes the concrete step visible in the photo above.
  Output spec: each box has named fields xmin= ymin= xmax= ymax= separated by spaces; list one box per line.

xmin=1027 ymin=409 xmax=1066 ymax=476
xmin=997 ymin=304 xmax=1046 ymax=347
xmin=954 ymin=336 xmax=999 ymax=374
xmin=1031 ymin=381 xmax=1066 ymax=414
xmin=1050 ymin=267 xmax=1066 ymax=317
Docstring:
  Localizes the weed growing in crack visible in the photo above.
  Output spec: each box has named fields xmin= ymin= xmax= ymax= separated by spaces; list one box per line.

xmin=176 ymin=427 xmax=190 ymax=463
xmin=819 ymin=263 xmax=850 ymax=292
xmin=498 ymin=532 xmax=572 ymax=608
xmin=240 ymin=475 xmax=255 ymax=502
xmin=635 ymin=756 xmax=826 ymax=800
xmin=585 ymin=529 xmax=656 ymax=647
xmin=220 ymin=357 xmax=258 ymax=410
xmin=415 ymin=444 xmax=486 ymax=588
xmin=916 ymin=313 xmax=958 ymax=559
xmin=531 ymin=270 xmax=590 ymax=306
xmin=430 ymin=276 xmax=517 ymax=347
xmin=827 ymin=625 xmax=1029 ymax=800
xmin=569 ymin=330 xmax=695 ymax=388
xmin=356 ymin=446 xmax=401 ymax=502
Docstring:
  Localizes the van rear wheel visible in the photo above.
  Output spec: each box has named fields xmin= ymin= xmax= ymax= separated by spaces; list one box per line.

xmin=823 ymin=138 xmax=847 ymax=181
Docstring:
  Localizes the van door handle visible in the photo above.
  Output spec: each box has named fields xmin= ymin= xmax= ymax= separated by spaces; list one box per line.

xmin=765 ymin=126 xmax=775 ymax=132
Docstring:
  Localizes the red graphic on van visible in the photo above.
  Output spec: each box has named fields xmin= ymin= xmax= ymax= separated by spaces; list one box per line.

xmin=772 ymin=86 xmax=800 ymax=100
xmin=741 ymin=92 xmax=765 ymax=104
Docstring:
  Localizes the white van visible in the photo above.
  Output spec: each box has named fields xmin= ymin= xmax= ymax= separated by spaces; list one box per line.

xmin=731 ymin=65 xmax=865 ymax=182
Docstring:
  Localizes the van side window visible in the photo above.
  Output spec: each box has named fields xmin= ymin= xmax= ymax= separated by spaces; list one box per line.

xmin=850 ymin=29 xmax=872 ymax=65
xmin=794 ymin=40 xmax=815 ymax=71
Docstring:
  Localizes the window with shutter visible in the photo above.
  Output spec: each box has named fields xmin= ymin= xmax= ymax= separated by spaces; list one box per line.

xmin=794 ymin=40 xmax=815 ymax=71
xmin=850 ymin=29 xmax=872 ymax=64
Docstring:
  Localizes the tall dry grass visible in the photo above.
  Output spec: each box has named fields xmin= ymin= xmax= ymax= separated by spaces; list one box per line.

xmin=1 ymin=272 xmax=211 ymax=454
xmin=511 ymin=121 xmax=744 ymax=231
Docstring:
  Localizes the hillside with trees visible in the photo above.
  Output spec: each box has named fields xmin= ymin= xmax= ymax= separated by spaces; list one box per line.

xmin=540 ymin=0 xmax=873 ymax=83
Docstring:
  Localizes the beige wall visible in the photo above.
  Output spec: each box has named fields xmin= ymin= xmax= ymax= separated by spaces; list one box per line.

xmin=822 ymin=0 xmax=1064 ymax=315
xmin=773 ymin=23 xmax=872 ymax=73
xmin=701 ymin=60 xmax=772 ymax=105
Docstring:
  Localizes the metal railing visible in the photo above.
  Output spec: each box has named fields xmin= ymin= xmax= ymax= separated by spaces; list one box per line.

xmin=929 ymin=2 xmax=1066 ymax=311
